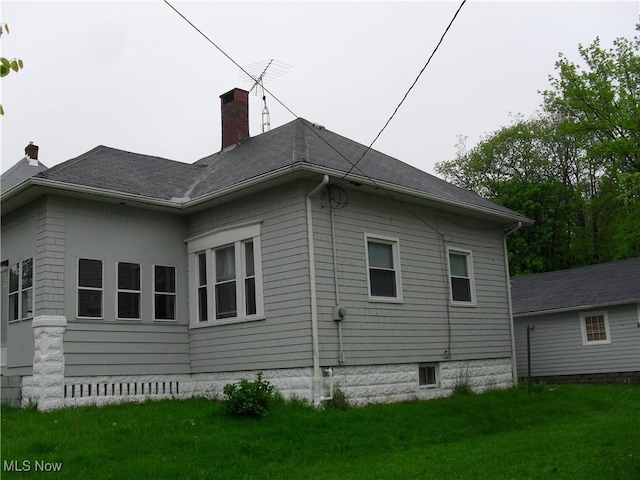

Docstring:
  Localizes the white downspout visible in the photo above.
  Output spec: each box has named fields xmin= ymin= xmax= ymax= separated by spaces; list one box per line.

xmin=307 ymin=175 xmax=329 ymax=406
xmin=503 ymin=221 xmax=522 ymax=386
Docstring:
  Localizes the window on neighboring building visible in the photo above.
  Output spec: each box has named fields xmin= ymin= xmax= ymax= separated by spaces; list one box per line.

xmin=447 ymin=249 xmax=475 ymax=304
xmin=3 ymin=258 xmax=34 ymax=322
xmin=117 ymin=262 xmax=141 ymax=320
xmin=365 ymin=235 xmax=402 ymax=301
xmin=419 ymin=364 xmax=438 ymax=388
xmin=78 ymin=258 xmax=103 ymax=318
xmin=154 ymin=265 xmax=177 ymax=321
xmin=188 ymin=222 xmax=263 ymax=325
xmin=581 ymin=312 xmax=611 ymax=345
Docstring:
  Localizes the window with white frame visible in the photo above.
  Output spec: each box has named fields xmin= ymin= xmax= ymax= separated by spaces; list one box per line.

xmin=117 ymin=262 xmax=141 ymax=320
xmin=4 ymin=258 xmax=34 ymax=321
xmin=418 ymin=364 xmax=438 ymax=388
xmin=581 ymin=312 xmax=611 ymax=345
xmin=154 ymin=265 xmax=177 ymax=321
xmin=1 ymin=262 xmax=7 ymax=348
xmin=78 ymin=258 xmax=103 ymax=318
xmin=447 ymin=249 xmax=475 ymax=304
xmin=188 ymin=222 xmax=263 ymax=325
xmin=365 ymin=234 xmax=402 ymax=301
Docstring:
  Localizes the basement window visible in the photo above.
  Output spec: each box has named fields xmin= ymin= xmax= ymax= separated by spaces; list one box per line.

xmin=419 ymin=364 xmax=438 ymax=388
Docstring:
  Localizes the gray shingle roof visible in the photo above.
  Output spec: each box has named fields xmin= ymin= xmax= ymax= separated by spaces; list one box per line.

xmin=4 ymin=118 xmax=529 ymax=223
xmin=511 ymin=257 xmax=640 ymax=316
xmin=38 ymin=146 xmax=204 ymax=201
xmin=1 ymin=157 xmax=48 ymax=192
xmin=191 ymin=118 xmax=528 ymax=220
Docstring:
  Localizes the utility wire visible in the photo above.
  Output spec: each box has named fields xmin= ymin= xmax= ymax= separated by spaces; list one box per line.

xmin=338 ymin=0 xmax=467 ymax=183
xmin=163 ymin=0 xmax=370 ymax=178
xmin=164 ymin=0 xmax=493 ymax=355
xmin=163 ymin=0 xmax=471 ymax=237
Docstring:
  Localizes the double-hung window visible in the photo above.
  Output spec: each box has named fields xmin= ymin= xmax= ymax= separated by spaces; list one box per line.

xmin=447 ymin=248 xmax=476 ymax=305
xmin=78 ymin=258 xmax=103 ymax=318
xmin=2 ymin=258 xmax=34 ymax=321
xmin=365 ymin=234 xmax=402 ymax=302
xmin=188 ymin=222 xmax=263 ymax=326
xmin=154 ymin=265 xmax=177 ymax=321
xmin=581 ymin=312 xmax=611 ymax=345
xmin=117 ymin=262 xmax=141 ymax=320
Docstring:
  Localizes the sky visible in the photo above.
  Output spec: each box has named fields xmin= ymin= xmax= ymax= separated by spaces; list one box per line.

xmin=0 ymin=0 xmax=637 ymax=176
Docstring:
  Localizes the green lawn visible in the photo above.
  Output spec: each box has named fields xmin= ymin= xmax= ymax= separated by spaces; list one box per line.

xmin=2 ymin=383 xmax=639 ymax=479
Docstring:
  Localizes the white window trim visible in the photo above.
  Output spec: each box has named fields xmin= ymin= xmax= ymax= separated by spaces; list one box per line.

xmin=77 ymin=258 xmax=104 ymax=320
xmin=5 ymin=258 xmax=35 ymax=322
xmin=580 ymin=311 xmax=611 ymax=345
xmin=364 ymin=233 xmax=403 ymax=303
xmin=116 ymin=261 xmax=142 ymax=321
xmin=187 ymin=222 xmax=264 ymax=327
xmin=153 ymin=264 xmax=177 ymax=322
xmin=418 ymin=363 xmax=439 ymax=389
xmin=446 ymin=247 xmax=477 ymax=306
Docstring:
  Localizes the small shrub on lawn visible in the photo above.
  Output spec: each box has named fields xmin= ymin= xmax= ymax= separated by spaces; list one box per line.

xmin=451 ymin=368 xmax=475 ymax=397
xmin=223 ymin=372 xmax=276 ymax=419
xmin=324 ymin=387 xmax=351 ymax=411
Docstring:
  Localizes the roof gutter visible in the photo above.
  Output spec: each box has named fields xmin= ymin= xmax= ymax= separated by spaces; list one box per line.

xmin=514 ymin=299 xmax=640 ymax=318
xmin=3 ymin=163 xmax=531 ymax=226
xmin=503 ymin=221 xmax=522 ymax=386
xmin=306 ymin=174 xmax=329 ymax=407
xmin=1 ymin=177 xmax=185 ymax=212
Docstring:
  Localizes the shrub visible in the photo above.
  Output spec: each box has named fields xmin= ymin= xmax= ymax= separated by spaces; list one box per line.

xmin=324 ymin=387 xmax=351 ymax=411
xmin=451 ymin=368 xmax=475 ymax=397
xmin=222 ymin=372 xmax=276 ymax=419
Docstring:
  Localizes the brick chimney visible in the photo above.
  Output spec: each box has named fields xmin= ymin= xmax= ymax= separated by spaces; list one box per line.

xmin=220 ymin=88 xmax=249 ymax=150
xmin=25 ymin=142 xmax=39 ymax=160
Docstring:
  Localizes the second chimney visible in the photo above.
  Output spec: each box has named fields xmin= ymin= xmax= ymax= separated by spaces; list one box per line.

xmin=25 ymin=142 xmax=39 ymax=161
xmin=220 ymin=88 xmax=249 ymax=150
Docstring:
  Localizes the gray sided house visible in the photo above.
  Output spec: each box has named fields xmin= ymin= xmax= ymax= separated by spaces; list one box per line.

xmin=1 ymin=88 xmax=531 ymax=410
xmin=511 ymin=258 xmax=640 ymax=383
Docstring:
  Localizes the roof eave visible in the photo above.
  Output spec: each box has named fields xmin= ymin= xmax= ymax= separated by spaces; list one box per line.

xmin=1 ymin=177 xmax=185 ymax=214
xmin=3 ymin=162 xmax=532 ymax=226
xmin=513 ymin=298 xmax=640 ymax=318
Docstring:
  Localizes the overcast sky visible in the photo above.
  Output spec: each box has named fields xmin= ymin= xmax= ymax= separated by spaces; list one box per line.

xmin=1 ymin=1 xmax=637 ymax=176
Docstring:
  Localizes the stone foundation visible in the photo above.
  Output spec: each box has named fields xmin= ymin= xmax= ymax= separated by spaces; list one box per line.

xmin=333 ymin=358 xmax=514 ymax=404
xmin=21 ymin=357 xmax=513 ymax=410
xmin=22 ymin=316 xmax=67 ymax=410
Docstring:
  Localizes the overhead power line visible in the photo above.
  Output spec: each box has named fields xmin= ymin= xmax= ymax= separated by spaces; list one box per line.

xmin=338 ymin=0 xmax=468 ymax=183
xmin=163 ymin=0 xmax=373 ymax=177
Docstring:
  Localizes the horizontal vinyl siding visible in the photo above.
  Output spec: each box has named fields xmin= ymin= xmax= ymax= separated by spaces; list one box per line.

xmin=187 ymin=184 xmax=312 ymax=373
xmin=514 ymin=303 xmax=640 ymax=377
xmin=65 ymin=321 xmax=190 ymax=376
xmin=314 ymin=189 xmax=511 ymax=366
xmin=2 ymin=201 xmax=40 ymax=370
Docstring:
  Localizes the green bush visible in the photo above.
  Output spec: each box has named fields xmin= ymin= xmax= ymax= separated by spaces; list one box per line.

xmin=324 ymin=387 xmax=351 ymax=411
xmin=222 ymin=372 xmax=276 ymax=418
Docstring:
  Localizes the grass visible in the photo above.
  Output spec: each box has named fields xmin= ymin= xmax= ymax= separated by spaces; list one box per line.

xmin=1 ymin=383 xmax=639 ymax=479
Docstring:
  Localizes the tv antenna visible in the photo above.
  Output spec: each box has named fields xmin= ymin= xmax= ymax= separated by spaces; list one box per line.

xmin=241 ymin=59 xmax=291 ymax=133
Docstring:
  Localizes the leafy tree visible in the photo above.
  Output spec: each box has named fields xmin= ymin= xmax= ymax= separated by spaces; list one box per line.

xmin=436 ymin=33 xmax=640 ymax=275
xmin=0 ymin=23 xmax=24 ymax=115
